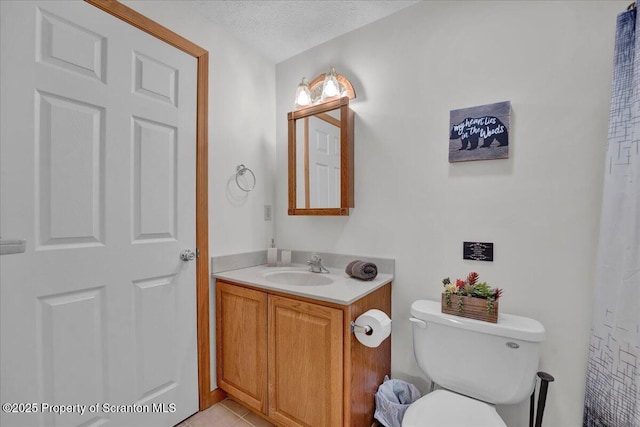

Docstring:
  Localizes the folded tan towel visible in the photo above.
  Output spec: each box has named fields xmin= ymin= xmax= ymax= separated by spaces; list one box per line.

xmin=345 ymin=260 xmax=361 ymax=276
xmin=345 ymin=260 xmax=378 ymax=281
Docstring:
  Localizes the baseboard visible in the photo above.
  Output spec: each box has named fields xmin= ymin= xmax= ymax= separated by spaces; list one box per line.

xmin=201 ymin=388 xmax=226 ymax=410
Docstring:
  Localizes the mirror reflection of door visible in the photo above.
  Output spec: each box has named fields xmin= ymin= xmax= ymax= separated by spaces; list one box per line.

xmin=296 ymin=111 xmax=341 ymax=208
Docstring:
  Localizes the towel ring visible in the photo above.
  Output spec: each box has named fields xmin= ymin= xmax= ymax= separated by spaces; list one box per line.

xmin=235 ymin=164 xmax=256 ymax=192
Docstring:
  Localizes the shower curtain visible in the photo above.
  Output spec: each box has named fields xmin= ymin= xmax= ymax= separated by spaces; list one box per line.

xmin=583 ymin=3 xmax=640 ymax=426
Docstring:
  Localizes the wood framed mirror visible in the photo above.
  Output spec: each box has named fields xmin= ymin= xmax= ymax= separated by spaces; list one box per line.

xmin=288 ymin=96 xmax=354 ymax=215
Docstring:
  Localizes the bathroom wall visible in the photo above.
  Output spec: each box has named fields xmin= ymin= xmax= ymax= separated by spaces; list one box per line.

xmin=275 ymin=1 xmax=627 ymax=426
xmin=123 ymin=1 xmax=277 ymax=389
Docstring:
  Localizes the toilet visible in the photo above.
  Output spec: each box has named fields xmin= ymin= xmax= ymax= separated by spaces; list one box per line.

xmin=402 ymin=300 xmax=546 ymax=427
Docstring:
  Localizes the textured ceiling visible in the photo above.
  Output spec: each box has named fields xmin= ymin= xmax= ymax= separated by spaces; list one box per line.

xmin=192 ymin=0 xmax=421 ymax=63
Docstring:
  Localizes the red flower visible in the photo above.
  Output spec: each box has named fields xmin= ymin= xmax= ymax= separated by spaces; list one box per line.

xmin=467 ymin=272 xmax=479 ymax=285
xmin=494 ymin=288 xmax=503 ymax=299
xmin=455 ymin=279 xmax=466 ymax=288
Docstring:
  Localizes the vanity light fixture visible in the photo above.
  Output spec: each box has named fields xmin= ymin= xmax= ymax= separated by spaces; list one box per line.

xmin=293 ymin=67 xmax=357 ymax=110
xmin=321 ymin=66 xmax=340 ymax=100
xmin=294 ymin=77 xmax=311 ymax=109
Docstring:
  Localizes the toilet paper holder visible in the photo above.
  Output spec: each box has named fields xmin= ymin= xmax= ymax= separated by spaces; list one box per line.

xmin=351 ymin=321 xmax=373 ymax=336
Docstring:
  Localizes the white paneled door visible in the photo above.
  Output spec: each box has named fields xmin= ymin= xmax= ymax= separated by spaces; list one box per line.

xmin=0 ymin=2 xmax=198 ymax=426
xmin=308 ymin=116 xmax=341 ymax=208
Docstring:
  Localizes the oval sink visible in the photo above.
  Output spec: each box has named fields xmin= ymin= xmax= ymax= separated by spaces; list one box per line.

xmin=263 ymin=270 xmax=333 ymax=286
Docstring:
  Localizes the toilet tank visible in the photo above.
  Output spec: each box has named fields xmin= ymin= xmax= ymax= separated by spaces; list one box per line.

xmin=410 ymin=300 xmax=545 ymax=405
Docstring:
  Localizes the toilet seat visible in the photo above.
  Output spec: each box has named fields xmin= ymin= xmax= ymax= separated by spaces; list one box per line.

xmin=402 ymin=389 xmax=507 ymax=427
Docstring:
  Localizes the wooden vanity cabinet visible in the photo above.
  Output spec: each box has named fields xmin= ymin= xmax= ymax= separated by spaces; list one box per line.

xmin=268 ymin=295 xmax=344 ymax=426
xmin=215 ymin=280 xmax=392 ymax=427
xmin=215 ymin=283 xmax=268 ymax=414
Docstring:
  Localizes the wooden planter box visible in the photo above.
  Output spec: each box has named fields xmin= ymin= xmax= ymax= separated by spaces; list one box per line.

xmin=441 ymin=293 xmax=498 ymax=323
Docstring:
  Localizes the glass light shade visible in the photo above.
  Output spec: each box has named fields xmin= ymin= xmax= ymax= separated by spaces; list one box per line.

xmin=321 ymin=66 xmax=340 ymax=100
xmin=294 ymin=77 xmax=311 ymax=109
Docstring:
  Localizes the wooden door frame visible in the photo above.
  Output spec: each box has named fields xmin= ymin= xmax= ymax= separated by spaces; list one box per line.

xmin=84 ymin=0 xmax=217 ymax=410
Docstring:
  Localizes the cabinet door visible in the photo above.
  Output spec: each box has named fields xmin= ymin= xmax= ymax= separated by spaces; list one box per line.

xmin=216 ymin=282 xmax=267 ymax=413
xmin=268 ymin=295 xmax=343 ymax=427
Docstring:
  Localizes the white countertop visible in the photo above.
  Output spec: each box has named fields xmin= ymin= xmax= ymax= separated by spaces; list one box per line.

xmin=213 ymin=264 xmax=393 ymax=305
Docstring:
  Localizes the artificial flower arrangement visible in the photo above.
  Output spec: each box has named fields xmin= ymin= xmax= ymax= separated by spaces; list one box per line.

xmin=441 ymin=272 xmax=503 ymax=323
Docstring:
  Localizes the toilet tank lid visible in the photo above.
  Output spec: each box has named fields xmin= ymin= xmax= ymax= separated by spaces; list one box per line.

xmin=410 ymin=300 xmax=546 ymax=342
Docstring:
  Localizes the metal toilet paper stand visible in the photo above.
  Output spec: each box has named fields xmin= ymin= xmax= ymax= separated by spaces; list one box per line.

xmin=351 ymin=321 xmax=373 ymax=335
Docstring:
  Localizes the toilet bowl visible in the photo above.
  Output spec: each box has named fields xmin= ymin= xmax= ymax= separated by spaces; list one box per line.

xmin=403 ymin=389 xmax=506 ymax=427
xmin=402 ymin=300 xmax=545 ymax=427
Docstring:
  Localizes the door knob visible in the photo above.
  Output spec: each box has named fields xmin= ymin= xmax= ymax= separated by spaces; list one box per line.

xmin=180 ymin=249 xmax=196 ymax=262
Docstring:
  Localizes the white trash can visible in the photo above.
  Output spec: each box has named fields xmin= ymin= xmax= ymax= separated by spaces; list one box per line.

xmin=374 ymin=376 xmax=421 ymax=427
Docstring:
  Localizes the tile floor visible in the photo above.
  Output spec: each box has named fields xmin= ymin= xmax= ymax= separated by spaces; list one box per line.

xmin=176 ymin=399 xmax=275 ymax=427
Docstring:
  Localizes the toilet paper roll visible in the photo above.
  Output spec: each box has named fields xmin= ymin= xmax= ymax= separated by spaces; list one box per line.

xmin=354 ymin=309 xmax=392 ymax=348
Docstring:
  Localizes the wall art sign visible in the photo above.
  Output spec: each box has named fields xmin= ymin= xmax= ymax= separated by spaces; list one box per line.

xmin=463 ymin=241 xmax=494 ymax=262
xmin=449 ymin=101 xmax=511 ymax=163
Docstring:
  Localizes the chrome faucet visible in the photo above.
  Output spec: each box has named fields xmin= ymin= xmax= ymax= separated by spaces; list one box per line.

xmin=307 ymin=253 xmax=329 ymax=273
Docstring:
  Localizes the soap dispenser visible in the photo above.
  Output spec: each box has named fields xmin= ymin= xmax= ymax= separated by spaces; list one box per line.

xmin=267 ymin=238 xmax=278 ymax=267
